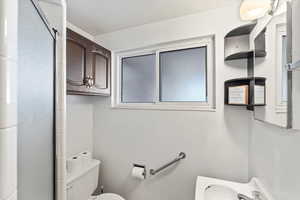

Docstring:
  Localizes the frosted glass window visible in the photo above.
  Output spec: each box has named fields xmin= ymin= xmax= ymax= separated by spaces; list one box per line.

xmin=159 ymin=47 xmax=207 ymax=102
xmin=121 ymin=54 xmax=156 ymax=103
xmin=282 ymin=35 xmax=288 ymax=102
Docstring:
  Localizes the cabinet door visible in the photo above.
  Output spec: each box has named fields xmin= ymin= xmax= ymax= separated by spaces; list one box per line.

xmin=93 ymin=50 xmax=108 ymax=89
xmin=66 ymin=29 xmax=92 ymax=95
xmin=89 ymin=48 xmax=111 ymax=95
xmin=66 ymin=38 xmax=86 ymax=86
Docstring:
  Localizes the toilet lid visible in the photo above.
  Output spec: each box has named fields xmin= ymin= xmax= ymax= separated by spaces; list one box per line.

xmin=97 ymin=193 xmax=125 ymax=200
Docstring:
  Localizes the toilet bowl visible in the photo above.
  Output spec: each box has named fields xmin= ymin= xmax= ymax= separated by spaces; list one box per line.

xmin=66 ymin=151 xmax=125 ymax=200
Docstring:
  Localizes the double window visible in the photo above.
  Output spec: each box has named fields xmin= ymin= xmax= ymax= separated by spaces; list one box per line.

xmin=113 ymin=36 xmax=215 ymax=110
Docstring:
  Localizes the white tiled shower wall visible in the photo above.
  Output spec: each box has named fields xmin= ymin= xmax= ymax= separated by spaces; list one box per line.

xmin=0 ymin=0 xmax=18 ymax=200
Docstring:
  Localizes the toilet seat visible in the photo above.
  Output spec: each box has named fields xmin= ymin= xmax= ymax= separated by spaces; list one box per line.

xmin=93 ymin=193 xmax=125 ymax=200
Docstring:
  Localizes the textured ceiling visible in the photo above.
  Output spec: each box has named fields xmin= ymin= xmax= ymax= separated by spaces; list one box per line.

xmin=67 ymin=0 xmax=239 ymax=35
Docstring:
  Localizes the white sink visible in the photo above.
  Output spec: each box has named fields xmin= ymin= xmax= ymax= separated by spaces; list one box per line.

xmin=204 ymin=185 xmax=239 ymax=200
xmin=195 ymin=176 xmax=273 ymax=200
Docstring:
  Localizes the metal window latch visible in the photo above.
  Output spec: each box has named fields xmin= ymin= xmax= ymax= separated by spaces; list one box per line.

xmin=286 ymin=60 xmax=300 ymax=71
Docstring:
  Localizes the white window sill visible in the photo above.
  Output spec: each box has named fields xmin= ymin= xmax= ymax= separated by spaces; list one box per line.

xmin=111 ymin=103 xmax=216 ymax=112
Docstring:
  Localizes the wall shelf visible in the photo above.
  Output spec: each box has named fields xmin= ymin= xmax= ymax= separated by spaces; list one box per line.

xmin=224 ymin=24 xmax=266 ymax=61
xmin=224 ymin=24 xmax=267 ymax=111
xmin=225 ymin=50 xmax=266 ymax=61
xmin=224 ymin=77 xmax=266 ymax=110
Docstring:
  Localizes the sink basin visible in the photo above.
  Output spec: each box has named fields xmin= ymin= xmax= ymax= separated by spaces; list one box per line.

xmin=204 ymin=185 xmax=239 ymax=200
xmin=195 ymin=176 xmax=272 ymax=200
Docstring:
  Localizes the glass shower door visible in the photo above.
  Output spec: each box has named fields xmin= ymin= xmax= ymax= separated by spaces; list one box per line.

xmin=18 ymin=0 xmax=55 ymax=200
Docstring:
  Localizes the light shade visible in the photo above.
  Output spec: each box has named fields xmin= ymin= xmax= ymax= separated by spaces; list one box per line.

xmin=240 ymin=0 xmax=272 ymax=21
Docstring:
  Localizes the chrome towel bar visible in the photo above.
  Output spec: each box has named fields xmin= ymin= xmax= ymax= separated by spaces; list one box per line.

xmin=150 ymin=152 xmax=186 ymax=176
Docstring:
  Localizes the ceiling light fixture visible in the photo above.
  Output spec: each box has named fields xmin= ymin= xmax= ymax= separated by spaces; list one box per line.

xmin=240 ymin=0 xmax=278 ymax=21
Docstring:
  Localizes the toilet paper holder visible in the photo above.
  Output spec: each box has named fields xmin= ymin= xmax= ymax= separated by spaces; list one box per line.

xmin=133 ymin=164 xmax=146 ymax=179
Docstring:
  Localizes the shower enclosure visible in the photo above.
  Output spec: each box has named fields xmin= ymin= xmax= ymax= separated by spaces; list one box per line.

xmin=18 ymin=0 xmax=56 ymax=199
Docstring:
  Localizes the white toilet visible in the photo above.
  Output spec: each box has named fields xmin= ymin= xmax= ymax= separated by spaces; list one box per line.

xmin=67 ymin=151 xmax=125 ymax=200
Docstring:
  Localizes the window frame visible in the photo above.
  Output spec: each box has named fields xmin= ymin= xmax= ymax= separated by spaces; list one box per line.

xmin=112 ymin=36 xmax=215 ymax=111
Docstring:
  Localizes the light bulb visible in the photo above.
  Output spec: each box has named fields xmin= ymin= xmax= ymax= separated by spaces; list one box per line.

xmin=240 ymin=0 xmax=272 ymax=21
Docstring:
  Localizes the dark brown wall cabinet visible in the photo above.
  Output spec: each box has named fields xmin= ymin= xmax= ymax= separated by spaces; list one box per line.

xmin=67 ymin=29 xmax=111 ymax=96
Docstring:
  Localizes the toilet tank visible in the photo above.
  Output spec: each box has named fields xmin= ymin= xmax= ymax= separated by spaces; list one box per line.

xmin=67 ymin=152 xmax=100 ymax=200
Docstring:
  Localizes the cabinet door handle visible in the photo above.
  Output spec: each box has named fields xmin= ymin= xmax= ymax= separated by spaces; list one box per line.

xmin=84 ymin=76 xmax=95 ymax=88
xmin=90 ymin=77 xmax=95 ymax=87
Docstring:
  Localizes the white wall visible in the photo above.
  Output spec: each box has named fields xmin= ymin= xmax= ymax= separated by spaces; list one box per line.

xmin=249 ymin=121 xmax=300 ymax=200
xmin=93 ymin=4 xmax=252 ymax=200
xmin=67 ymin=94 xmax=96 ymax=157
xmin=67 ymin=96 xmax=94 ymax=157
